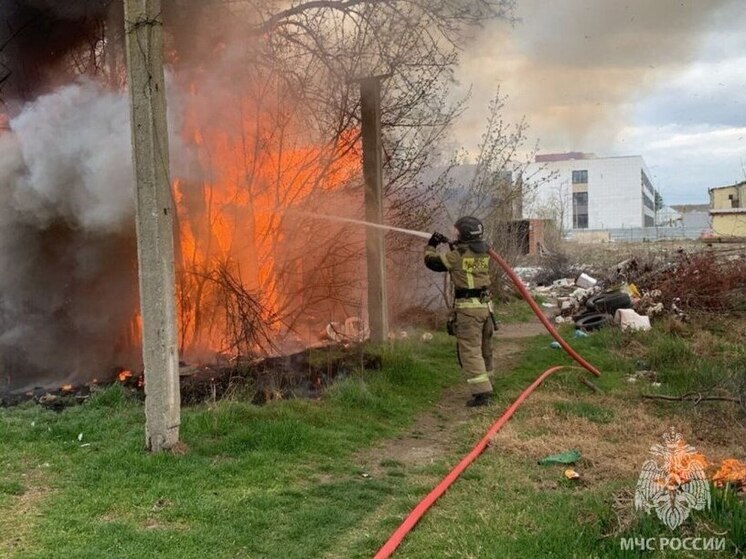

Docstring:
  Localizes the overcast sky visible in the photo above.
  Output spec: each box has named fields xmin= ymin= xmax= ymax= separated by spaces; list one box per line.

xmin=453 ymin=0 xmax=746 ymax=205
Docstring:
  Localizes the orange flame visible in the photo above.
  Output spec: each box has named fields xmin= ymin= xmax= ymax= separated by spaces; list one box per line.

xmin=712 ymin=458 xmax=746 ymax=490
xmin=172 ymin=83 xmax=360 ymax=357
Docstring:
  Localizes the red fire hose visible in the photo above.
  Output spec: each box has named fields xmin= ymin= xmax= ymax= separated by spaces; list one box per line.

xmin=487 ymin=248 xmax=601 ymax=378
xmin=372 ymin=248 xmax=601 ymax=559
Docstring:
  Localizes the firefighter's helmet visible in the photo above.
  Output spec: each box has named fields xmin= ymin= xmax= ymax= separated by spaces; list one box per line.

xmin=454 ymin=216 xmax=484 ymax=242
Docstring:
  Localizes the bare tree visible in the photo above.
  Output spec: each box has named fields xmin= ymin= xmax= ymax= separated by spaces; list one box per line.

xmin=532 ymin=181 xmax=571 ymax=237
xmin=162 ymin=0 xmax=518 ymax=351
xmin=429 ymin=89 xmax=550 ymax=257
xmin=385 ymin=89 xmax=555 ymax=309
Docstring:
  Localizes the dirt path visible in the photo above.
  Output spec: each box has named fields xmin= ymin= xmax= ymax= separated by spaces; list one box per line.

xmin=355 ymin=319 xmax=745 ymax=486
xmin=355 ymin=321 xmax=546 ymax=475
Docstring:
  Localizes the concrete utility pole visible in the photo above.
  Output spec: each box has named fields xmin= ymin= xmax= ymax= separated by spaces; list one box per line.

xmin=124 ymin=0 xmax=180 ymax=451
xmin=359 ymin=76 xmax=389 ymax=344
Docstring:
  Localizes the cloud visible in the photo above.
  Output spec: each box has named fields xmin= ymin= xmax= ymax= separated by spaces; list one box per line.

xmin=451 ymin=0 xmax=746 ymax=204
xmin=633 ymin=58 xmax=746 ymax=128
xmin=615 ymin=124 xmax=746 ymax=203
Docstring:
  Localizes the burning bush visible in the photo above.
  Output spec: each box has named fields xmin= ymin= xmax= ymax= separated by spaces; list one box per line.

xmin=0 ymin=0 xmax=519 ymax=390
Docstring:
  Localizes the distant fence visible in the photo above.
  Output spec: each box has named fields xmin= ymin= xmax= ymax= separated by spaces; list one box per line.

xmin=567 ymin=226 xmax=707 ymax=243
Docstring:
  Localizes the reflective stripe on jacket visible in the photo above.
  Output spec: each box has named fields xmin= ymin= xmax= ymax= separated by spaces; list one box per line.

xmin=424 ymin=243 xmax=491 ymax=309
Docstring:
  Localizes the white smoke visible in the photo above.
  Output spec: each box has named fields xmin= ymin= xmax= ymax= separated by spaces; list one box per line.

xmin=8 ymin=79 xmax=135 ymax=232
xmin=0 ymin=79 xmax=140 ymax=391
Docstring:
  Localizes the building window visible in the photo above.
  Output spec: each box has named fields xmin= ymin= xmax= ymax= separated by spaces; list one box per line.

xmin=643 ymin=193 xmax=655 ymax=211
xmin=641 ymin=170 xmax=654 ymax=194
xmin=572 ymin=191 xmax=589 ymax=229
xmin=572 ymin=170 xmax=588 ymax=184
xmin=644 ymin=215 xmax=655 ymax=227
xmin=573 ymin=191 xmax=588 ymax=209
xmin=729 ymin=194 xmax=740 ymax=208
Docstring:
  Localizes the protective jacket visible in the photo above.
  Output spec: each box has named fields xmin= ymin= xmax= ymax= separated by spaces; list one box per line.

xmin=424 ymin=240 xmax=494 ymax=396
xmin=424 ymin=240 xmax=491 ymax=308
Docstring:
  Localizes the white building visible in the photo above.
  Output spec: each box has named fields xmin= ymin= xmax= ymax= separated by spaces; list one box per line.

xmin=522 ymin=153 xmax=658 ymax=231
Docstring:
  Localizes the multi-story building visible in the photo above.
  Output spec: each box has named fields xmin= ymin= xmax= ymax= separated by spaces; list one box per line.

xmin=522 ymin=153 xmax=659 ymax=231
xmin=709 ymin=181 xmax=746 ymax=237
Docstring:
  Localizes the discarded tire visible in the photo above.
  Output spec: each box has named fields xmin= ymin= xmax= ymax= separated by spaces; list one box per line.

xmin=574 ymin=312 xmax=612 ymax=331
xmin=586 ymin=292 xmax=632 ymax=314
xmin=585 ymin=294 xmax=603 ymax=311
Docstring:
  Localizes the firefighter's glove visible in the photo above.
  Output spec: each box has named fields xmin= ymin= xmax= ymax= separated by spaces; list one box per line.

xmin=428 ymin=232 xmax=449 ymax=247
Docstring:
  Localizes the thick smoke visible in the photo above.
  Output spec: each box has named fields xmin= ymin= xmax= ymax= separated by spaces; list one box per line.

xmin=0 ymin=79 xmax=139 ymax=390
xmin=9 ymin=81 xmax=134 ymax=231
xmin=0 ymin=3 xmax=343 ymax=389
xmin=0 ymin=1 xmax=447 ymax=390
xmin=0 ymin=2 xmax=278 ymax=391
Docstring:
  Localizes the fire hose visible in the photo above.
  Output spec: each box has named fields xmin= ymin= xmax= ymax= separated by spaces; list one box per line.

xmin=487 ymin=248 xmax=601 ymax=378
xmin=372 ymin=248 xmax=601 ymax=559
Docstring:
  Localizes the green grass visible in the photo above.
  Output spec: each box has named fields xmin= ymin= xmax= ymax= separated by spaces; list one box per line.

xmin=488 ymin=325 xmax=635 ymax=399
xmin=2 ymin=320 xmax=744 ymax=559
xmin=0 ymin=479 xmax=25 ymax=496
xmin=396 ymin=458 xmax=620 ymax=558
xmin=553 ymin=401 xmax=615 ymax=424
xmin=0 ymin=335 xmax=461 ymax=559
xmin=494 ymin=297 xmax=544 ymax=324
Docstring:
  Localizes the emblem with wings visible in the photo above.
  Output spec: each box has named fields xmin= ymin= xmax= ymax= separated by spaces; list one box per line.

xmin=634 ymin=429 xmax=710 ymax=530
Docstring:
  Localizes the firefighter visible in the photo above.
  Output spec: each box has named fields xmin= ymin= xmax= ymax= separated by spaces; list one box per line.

xmin=424 ymin=216 xmax=495 ymax=407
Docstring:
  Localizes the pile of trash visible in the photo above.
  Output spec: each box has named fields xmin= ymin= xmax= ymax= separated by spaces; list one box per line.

xmin=518 ymin=247 xmax=746 ymax=333
xmin=324 ymin=317 xmax=370 ymax=343
xmin=526 ymin=271 xmax=656 ymax=333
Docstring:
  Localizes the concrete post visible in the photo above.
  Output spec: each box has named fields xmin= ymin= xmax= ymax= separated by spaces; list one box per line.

xmin=124 ymin=0 xmax=180 ymax=451
xmin=359 ymin=77 xmax=389 ymax=343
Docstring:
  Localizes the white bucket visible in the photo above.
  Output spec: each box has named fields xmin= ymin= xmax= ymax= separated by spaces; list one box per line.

xmin=575 ymin=272 xmax=597 ymax=289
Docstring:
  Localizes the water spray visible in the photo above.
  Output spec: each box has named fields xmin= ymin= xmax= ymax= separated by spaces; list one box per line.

xmin=294 ymin=212 xmax=433 ymax=239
